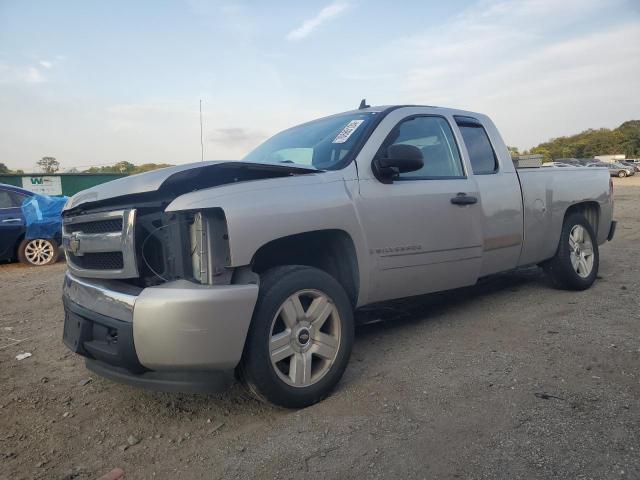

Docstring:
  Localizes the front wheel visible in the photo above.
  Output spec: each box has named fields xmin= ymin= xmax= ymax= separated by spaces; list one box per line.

xmin=18 ymin=238 xmax=59 ymax=266
xmin=543 ymin=213 xmax=599 ymax=290
xmin=618 ymin=170 xmax=627 ymax=178
xmin=239 ymin=266 xmax=354 ymax=408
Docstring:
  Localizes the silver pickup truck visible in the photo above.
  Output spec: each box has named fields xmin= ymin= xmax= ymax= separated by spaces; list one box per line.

xmin=61 ymin=105 xmax=616 ymax=407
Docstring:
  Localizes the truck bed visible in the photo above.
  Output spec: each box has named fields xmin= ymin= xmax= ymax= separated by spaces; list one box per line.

xmin=516 ymin=166 xmax=612 ymax=266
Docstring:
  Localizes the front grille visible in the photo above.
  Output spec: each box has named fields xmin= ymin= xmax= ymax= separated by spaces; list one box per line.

xmin=68 ymin=252 xmax=124 ymax=270
xmin=66 ymin=218 xmax=123 ymax=234
xmin=62 ymin=209 xmax=138 ymax=278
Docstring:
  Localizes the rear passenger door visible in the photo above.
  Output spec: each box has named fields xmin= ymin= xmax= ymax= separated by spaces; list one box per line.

xmin=455 ymin=116 xmax=523 ymax=276
xmin=0 ymin=189 xmax=26 ymax=259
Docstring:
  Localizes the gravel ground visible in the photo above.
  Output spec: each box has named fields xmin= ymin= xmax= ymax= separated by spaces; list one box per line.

xmin=1 ymin=177 xmax=639 ymax=480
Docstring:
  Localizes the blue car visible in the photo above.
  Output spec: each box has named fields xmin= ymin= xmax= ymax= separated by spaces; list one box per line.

xmin=0 ymin=183 xmax=61 ymax=266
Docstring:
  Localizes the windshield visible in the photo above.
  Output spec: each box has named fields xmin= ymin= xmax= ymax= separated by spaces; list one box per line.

xmin=243 ymin=112 xmax=376 ymax=170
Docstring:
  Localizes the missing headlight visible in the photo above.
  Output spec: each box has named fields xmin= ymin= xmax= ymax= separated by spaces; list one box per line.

xmin=189 ymin=209 xmax=232 ymax=285
xmin=190 ymin=212 xmax=208 ymax=283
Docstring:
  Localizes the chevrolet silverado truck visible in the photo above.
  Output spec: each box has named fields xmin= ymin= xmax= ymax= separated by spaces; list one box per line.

xmin=61 ymin=105 xmax=616 ymax=408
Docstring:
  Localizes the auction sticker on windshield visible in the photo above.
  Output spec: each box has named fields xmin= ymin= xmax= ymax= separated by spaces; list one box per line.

xmin=333 ymin=120 xmax=365 ymax=143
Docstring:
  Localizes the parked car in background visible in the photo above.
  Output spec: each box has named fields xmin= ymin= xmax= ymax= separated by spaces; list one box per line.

xmin=555 ymin=158 xmax=583 ymax=166
xmin=620 ymin=160 xmax=640 ymax=172
xmin=576 ymin=158 xmax=599 ymax=166
xmin=587 ymin=162 xmax=634 ymax=177
xmin=0 ymin=184 xmax=61 ymax=266
xmin=608 ymin=162 xmax=635 ymax=177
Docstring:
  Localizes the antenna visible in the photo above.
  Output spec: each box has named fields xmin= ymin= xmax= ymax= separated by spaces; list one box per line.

xmin=358 ymin=98 xmax=370 ymax=110
xmin=199 ymin=99 xmax=204 ymax=162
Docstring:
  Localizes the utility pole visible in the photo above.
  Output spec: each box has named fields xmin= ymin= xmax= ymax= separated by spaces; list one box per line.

xmin=200 ymin=99 xmax=204 ymax=162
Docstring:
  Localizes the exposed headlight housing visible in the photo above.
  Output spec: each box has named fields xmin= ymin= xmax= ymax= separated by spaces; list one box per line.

xmin=189 ymin=209 xmax=232 ymax=285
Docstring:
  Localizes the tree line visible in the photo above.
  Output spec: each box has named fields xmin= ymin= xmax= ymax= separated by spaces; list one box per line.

xmin=0 ymin=159 xmax=173 ymax=175
xmin=521 ymin=120 xmax=640 ymax=162
xmin=83 ymin=161 xmax=174 ymax=174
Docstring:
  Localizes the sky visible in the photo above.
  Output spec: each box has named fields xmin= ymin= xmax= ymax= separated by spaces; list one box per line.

xmin=1 ymin=0 xmax=639 ymax=171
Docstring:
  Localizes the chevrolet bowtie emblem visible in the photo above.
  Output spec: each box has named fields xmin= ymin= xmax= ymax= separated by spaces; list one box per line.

xmin=67 ymin=233 xmax=81 ymax=254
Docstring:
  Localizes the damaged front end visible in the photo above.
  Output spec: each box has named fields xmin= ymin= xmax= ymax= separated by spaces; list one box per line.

xmin=63 ymin=206 xmax=230 ymax=288
xmin=60 ymin=161 xmax=317 ymax=391
xmin=62 ymin=160 xmax=317 ymax=287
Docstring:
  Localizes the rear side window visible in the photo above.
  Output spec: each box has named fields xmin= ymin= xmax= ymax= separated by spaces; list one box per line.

xmin=0 ymin=190 xmax=28 ymax=208
xmin=0 ymin=190 xmax=14 ymax=208
xmin=456 ymin=116 xmax=498 ymax=175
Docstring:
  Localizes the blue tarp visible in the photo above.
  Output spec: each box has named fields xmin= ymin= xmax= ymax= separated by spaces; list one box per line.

xmin=21 ymin=194 xmax=67 ymax=240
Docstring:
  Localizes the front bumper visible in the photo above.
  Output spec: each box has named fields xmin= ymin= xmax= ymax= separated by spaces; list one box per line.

xmin=62 ymin=272 xmax=259 ymax=392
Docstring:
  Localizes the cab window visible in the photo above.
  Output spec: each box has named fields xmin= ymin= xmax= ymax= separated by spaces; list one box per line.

xmin=381 ymin=116 xmax=464 ymax=179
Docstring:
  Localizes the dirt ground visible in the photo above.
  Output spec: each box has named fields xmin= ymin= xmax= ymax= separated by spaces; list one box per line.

xmin=1 ymin=177 xmax=639 ymax=480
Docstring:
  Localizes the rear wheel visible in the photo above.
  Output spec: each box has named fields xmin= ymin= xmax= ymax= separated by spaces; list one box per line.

xmin=18 ymin=238 xmax=59 ymax=266
xmin=239 ymin=266 xmax=354 ymax=408
xmin=618 ymin=170 xmax=627 ymax=178
xmin=543 ymin=213 xmax=598 ymax=290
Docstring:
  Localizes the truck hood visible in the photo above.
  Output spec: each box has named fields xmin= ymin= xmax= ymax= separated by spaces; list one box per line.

xmin=64 ymin=161 xmax=319 ymax=212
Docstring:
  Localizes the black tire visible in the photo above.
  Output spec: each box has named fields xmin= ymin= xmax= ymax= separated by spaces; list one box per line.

xmin=17 ymin=238 xmax=59 ymax=266
xmin=239 ymin=265 xmax=354 ymax=408
xmin=543 ymin=213 xmax=599 ymax=290
xmin=618 ymin=170 xmax=627 ymax=178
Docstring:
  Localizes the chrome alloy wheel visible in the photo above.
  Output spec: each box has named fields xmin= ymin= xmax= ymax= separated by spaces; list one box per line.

xmin=569 ymin=225 xmax=594 ymax=278
xmin=24 ymin=239 xmax=55 ymax=265
xmin=269 ymin=289 xmax=341 ymax=388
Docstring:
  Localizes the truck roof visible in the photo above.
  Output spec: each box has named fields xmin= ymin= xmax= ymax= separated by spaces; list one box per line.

xmin=342 ymin=104 xmax=488 ymax=120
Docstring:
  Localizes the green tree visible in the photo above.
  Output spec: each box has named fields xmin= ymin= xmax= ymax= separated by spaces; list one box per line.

xmin=83 ymin=162 xmax=172 ymax=174
xmin=37 ymin=156 xmax=60 ymax=173
xmin=618 ymin=120 xmax=640 ymax=157
xmin=113 ymin=161 xmax=136 ymax=173
xmin=132 ymin=163 xmax=173 ymax=173
xmin=0 ymin=162 xmax=10 ymax=174
xmin=507 ymin=146 xmax=520 ymax=157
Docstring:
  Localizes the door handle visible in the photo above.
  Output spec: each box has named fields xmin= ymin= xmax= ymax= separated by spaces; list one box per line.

xmin=450 ymin=193 xmax=478 ymax=205
xmin=1 ymin=218 xmax=22 ymax=223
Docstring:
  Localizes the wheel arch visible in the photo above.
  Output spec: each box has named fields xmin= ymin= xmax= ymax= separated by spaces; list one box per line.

xmin=250 ymin=229 xmax=360 ymax=308
xmin=543 ymin=204 xmax=600 ymax=291
xmin=13 ymin=232 xmax=26 ymax=258
xmin=563 ymin=201 xmax=600 ymax=235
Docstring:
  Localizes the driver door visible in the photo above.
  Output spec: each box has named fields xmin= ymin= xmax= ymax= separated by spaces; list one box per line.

xmin=356 ymin=113 xmax=484 ymax=303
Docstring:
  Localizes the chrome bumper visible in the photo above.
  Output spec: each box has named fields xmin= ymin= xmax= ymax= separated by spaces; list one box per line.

xmin=63 ymin=271 xmax=259 ymax=371
xmin=63 ymin=271 xmax=139 ymax=322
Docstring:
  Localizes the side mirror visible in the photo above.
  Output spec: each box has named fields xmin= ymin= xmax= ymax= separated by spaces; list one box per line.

xmin=372 ymin=144 xmax=424 ymax=183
